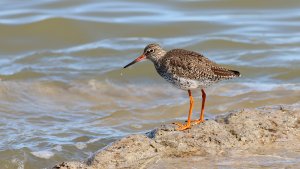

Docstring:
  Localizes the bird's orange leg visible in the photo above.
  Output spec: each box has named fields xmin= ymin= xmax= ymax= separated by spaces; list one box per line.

xmin=173 ymin=90 xmax=194 ymax=130
xmin=192 ymin=89 xmax=206 ymax=125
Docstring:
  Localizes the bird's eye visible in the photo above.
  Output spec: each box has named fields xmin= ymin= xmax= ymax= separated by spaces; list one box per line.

xmin=148 ymin=49 xmax=154 ymax=53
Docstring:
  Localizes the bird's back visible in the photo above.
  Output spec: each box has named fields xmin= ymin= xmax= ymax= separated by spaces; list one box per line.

xmin=155 ymin=49 xmax=240 ymax=89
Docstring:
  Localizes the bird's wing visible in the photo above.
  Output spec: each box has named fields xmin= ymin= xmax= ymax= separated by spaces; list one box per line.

xmin=162 ymin=49 xmax=238 ymax=80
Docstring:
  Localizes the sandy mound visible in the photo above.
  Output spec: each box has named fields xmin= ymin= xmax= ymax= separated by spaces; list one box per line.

xmin=53 ymin=103 xmax=300 ymax=169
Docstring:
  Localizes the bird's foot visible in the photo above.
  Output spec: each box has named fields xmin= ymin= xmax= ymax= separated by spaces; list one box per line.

xmin=172 ymin=122 xmax=191 ymax=131
xmin=191 ymin=119 xmax=205 ymax=125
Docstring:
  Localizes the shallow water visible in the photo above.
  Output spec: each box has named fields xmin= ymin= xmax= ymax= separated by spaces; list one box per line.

xmin=0 ymin=0 xmax=299 ymax=168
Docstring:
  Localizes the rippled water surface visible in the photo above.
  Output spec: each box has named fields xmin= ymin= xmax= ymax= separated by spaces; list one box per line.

xmin=0 ymin=0 xmax=300 ymax=168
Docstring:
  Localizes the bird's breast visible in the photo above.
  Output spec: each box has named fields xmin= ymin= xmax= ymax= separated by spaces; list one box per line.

xmin=156 ymin=68 xmax=208 ymax=90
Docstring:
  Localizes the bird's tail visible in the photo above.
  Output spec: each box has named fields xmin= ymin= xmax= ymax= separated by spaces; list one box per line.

xmin=229 ymin=70 xmax=241 ymax=77
xmin=211 ymin=68 xmax=241 ymax=78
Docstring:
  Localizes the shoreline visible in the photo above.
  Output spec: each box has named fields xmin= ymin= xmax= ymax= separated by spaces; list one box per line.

xmin=53 ymin=103 xmax=300 ymax=169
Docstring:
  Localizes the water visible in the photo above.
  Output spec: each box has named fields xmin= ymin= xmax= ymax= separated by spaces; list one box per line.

xmin=0 ymin=0 xmax=299 ymax=168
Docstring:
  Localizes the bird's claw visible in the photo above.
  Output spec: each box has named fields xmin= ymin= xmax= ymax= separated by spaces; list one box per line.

xmin=172 ymin=122 xmax=191 ymax=131
xmin=190 ymin=119 xmax=205 ymax=125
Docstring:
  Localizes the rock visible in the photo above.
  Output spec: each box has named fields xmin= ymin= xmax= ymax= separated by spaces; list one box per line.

xmin=52 ymin=161 xmax=90 ymax=169
xmin=87 ymin=135 xmax=163 ymax=169
xmin=53 ymin=103 xmax=300 ymax=169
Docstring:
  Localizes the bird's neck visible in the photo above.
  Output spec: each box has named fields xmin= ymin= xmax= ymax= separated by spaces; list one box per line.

xmin=151 ymin=50 xmax=167 ymax=66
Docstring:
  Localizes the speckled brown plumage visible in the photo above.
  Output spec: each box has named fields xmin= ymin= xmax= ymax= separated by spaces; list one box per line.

xmin=151 ymin=47 xmax=240 ymax=90
xmin=123 ymin=43 xmax=241 ymax=130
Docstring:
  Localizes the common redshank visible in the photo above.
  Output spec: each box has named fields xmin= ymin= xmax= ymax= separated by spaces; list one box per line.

xmin=124 ymin=44 xmax=240 ymax=130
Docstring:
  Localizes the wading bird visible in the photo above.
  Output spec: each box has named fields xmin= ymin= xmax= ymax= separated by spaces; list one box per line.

xmin=124 ymin=44 xmax=240 ymax=130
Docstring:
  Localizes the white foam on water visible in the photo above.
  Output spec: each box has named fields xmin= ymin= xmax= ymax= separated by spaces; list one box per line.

xmin=131 ymin=124 xmax=143 ymax=129
xmin=75 ymin=142 xmax=87 ymax=150
xmin=53 ymin=145 xmax=62 ymax=151
xmin=11 ymin=158 xmax=24 ymax=169
xmin=87 ymin=137 xmax=101 ymax=144
xmin=31 ymin=150 xmax=54 ymax=159
xmin=212 ymin=82 xmax=300 ymax=97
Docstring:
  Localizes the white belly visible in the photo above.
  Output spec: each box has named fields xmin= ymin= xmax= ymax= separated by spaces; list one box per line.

xmin=163 ymin=74 xmax=214 ymax=90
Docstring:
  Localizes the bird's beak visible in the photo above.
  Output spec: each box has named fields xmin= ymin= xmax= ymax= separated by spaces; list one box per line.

xmin=123 ymin=54 xmax=146 ymax=68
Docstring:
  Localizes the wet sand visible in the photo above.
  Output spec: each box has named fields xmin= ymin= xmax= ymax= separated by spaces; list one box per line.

xmin=53 ymin=102 xmax=300 ymax=169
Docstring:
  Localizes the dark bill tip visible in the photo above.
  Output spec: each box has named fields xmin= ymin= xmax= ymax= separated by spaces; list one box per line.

xmin=123 ymin=60 xmax=137 ymax=68
xmin=123 ymin=54 xmax=146 ymax=69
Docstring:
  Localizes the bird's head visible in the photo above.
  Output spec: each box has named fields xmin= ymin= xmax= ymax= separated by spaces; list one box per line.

xmin=123 ymin=43 xmax=166 ymax=68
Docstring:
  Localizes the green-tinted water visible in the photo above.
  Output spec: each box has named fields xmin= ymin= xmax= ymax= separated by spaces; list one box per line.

xmin=0 ymin=0 xmax=299 ymax=168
